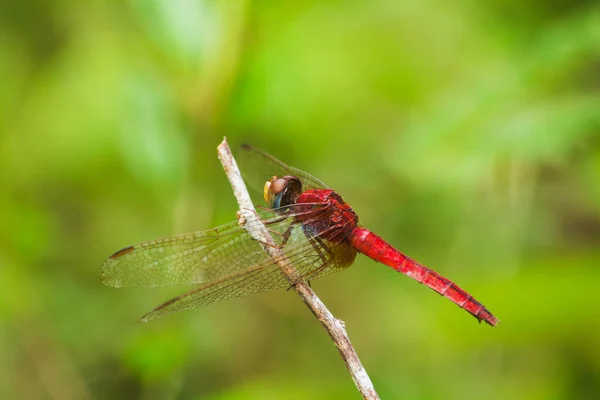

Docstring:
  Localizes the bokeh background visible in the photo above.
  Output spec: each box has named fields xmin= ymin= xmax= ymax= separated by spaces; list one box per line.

xmin=2 ymin=1 xmax=600 ymax=399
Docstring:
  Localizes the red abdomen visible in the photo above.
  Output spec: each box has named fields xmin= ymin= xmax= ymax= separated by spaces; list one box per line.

xmin=349 ymin=227 xmax=499 ymax=326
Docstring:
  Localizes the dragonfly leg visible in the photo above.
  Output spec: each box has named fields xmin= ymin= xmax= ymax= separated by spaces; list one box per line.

xmin=259 ymin=211 xmax=288 ymax=225
xmin=261 ymin=223 xmax=295 ymax=250
xmin=239 ymin=208 xmax=295 ymax=249
xmin=279 ymin=224 xmax=295 ymax=246
xmin=285 ymin=228 xmax=336 ymax=291
xmin=304 ymin=235 xmax=335 ymax=282
xmin=285 ymin=274 xmax=317 ymax=291
xmin=239 ymin=207 xmax=288 ymax=227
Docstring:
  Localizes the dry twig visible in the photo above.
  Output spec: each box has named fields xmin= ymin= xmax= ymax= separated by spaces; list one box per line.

xmin=217 ymin=138 xmax=380 ymax=400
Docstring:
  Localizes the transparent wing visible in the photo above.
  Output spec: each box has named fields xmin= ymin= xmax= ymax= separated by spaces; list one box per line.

xmin=140 ymin=226 xmax=358 ymax=322
xmin=100 ymin=204 xmax=325 ymax=288
xmin=237 ymin=144 xmax=328 ymax=195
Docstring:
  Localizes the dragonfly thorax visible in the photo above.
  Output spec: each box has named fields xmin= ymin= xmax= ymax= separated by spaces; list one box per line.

xmin=295 ymin=189 xmax=359 ymax=243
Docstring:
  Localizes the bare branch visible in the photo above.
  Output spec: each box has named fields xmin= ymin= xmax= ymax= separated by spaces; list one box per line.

xmin=217 ymin=138 xmax=380 ymax=400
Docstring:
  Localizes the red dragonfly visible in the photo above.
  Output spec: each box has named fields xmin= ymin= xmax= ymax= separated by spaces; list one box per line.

xmin=101 ymin=145 xmax=499 ymax=326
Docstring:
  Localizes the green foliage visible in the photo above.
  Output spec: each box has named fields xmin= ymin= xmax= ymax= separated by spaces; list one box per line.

xmin=1 ymin=1 xmax=599 ymax=399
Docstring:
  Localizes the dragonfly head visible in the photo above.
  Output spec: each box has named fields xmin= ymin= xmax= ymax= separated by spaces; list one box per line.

xmin=264 ymin=175 xmax=302 ymax=211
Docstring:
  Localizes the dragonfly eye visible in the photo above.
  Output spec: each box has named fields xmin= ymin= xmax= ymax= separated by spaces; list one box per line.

xmin=264 ymin=175 xmax=302 ymax=211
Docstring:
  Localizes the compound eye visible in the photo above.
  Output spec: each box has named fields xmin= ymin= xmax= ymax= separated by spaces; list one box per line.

xmin=264 ymin=176 xmax=286 ymax=207
xmin=263 ymin=175 xmax=303 ymax=211
xmin=270 ymin=178 xmax=288 ymax=195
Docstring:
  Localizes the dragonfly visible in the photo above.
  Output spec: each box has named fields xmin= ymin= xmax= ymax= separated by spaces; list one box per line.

xmin=101 ymin=145 xmax=499 ymax=326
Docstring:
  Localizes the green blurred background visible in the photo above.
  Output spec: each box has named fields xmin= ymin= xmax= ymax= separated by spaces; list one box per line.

xmin=1 ymin=1 xmax=600 ymax=399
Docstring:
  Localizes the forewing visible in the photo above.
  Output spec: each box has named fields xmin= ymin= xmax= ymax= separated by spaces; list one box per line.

xmin=237 ymin=144 xmax=328 ymax=196
xmin=100 ymin=206 xmax=317 ymax=288
xmin=141 ymin=226 xmax=358 ymax=322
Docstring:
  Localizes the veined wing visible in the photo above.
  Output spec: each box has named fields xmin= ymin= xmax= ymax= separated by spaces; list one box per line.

xmin=101 ymin=204 xmax=325 ymax=288
xmin=140 ymin=225 xmax=358 ymax=322
xmin=237 ymin=144 xmax=328 ymax=195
